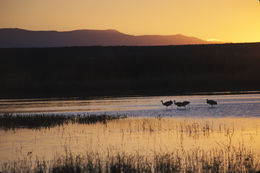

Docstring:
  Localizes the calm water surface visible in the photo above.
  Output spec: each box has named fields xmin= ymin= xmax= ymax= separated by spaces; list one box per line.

xmin=0 ymin=94 xmax=260 ymax=167
xmin=1 ymin=94 xmax=260 ymax=117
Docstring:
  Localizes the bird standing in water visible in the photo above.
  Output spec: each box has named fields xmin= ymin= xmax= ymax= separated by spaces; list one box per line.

xmin=161 ymin=100 xmax=173 ymax=109
xmin=206 ymin=99 xmax=217 ymax=107
xmin=174 ymin=100 xmax=190 ymax=108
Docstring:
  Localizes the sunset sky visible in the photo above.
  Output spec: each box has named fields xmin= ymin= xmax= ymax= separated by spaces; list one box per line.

xmin=1 ymin=0 xmax=260 ymax=43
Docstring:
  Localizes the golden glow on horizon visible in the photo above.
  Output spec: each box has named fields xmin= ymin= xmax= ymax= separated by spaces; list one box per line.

xmin=0 ymin=0 xmax=260 ymax=42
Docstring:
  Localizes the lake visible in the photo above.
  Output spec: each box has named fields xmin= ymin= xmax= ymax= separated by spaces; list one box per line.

xmin=0 ymin=94 xmax=260 ymax=172
xmin=1 ymin=93 xmax=260 ymax=117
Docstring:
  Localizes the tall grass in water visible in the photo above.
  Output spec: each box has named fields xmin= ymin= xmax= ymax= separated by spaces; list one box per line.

xmin=0 ymin=117 xmax=259 ymax=172
xmin=1 ymin=145 xmax=259 ymax=173
xmin=0 ymin=114 xmax=126 ymax=130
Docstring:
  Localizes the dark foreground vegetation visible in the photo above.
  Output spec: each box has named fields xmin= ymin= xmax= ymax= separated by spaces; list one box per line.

xmin=0 ymin=114 xmax=125 ymax=130
xmin=1 ymin=149 xmax=259 ymax=173
xmin=1 ymin=43 xmax=260 ymax=98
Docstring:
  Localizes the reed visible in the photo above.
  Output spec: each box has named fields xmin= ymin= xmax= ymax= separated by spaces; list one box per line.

xmin=1 ymin=145 xmax=259 ymax=173
xmin=0 ymin=113 xmax=126 ymax=130
xmin=0 ymin=117 xmax=259 ymax=172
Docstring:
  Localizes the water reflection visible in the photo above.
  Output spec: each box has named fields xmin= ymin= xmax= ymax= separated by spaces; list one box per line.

xmin=0 ymin=117 xmax=259 ymax=163
xmin=1 ymin=94 xmax=260 ymax=118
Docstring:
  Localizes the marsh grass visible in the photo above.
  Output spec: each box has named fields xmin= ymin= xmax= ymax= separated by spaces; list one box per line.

xmin=0 ymin=117 xmax=259 ymax=172
xmin=1 ymin=145 xmax=259 ymax=173
xmin=0 ymin=114 xmax=126 ymax=130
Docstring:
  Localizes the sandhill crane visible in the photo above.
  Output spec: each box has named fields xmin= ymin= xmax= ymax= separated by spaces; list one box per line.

xmin=206 ymin=99 xmax=217 ymax=107
xmin=161 ymin=100 xmax=173 ymax=108
xmin=182 ymin=101 xmax=190 ymax=107
xmin=174 ymin=100 xmax=190 ymax=108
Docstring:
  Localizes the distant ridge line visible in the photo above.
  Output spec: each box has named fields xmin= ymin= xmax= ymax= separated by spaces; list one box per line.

xmin=0 ymin=28 xmax=224 ymax=48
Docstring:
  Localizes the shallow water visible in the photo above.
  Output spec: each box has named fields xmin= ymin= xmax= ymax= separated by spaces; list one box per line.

xmin=1 ymin=94 xmax=260 ymax=168
xmin=1 ymin=94 xmax=260 ymax=117
xmin=0 ymin=117 xmax=259 ymax=164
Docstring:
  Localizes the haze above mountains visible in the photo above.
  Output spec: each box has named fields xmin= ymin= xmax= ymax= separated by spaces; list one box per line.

xmin=0 ymin=28 xmax=222 ymax=48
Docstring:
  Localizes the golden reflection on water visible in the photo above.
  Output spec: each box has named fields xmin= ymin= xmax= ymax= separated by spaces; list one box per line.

xmin=0 ymin=117 xmax=259 ymax=163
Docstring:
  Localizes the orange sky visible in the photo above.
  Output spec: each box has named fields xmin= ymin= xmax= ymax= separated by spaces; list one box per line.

xmin=1 ymin=0 xmax=260 ymax=42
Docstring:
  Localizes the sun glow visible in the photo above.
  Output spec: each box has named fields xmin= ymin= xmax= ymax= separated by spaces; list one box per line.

xmin=207 ymin=38 xmax=224 ymax=42
xmin=0 ymin=0 xmax=260 ymax=42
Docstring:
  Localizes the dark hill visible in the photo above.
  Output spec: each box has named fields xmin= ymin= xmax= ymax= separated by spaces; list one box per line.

xmin=0 ymin=43 xmax=260 ymax=98
xmin=0 ymin=28 xmax=218 ymax=48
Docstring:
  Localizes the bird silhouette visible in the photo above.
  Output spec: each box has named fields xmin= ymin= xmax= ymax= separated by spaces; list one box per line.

xmin=161 ymin=100 xmax=173 ymax=108
xmin=182 ymin=101 xmax=190 ymax=107
xmin=174 ymin=100 xmax=190 ymax=108
xmin=206 ymin=99 xmax=217 ymax=107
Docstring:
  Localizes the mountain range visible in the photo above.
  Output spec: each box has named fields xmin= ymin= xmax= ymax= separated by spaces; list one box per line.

xmin=0 ymin=28 xmax=222 ymax=48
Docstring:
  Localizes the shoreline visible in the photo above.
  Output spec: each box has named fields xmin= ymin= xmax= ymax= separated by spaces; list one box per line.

xmin=1 ymin=89 xmax=260 ymax=100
